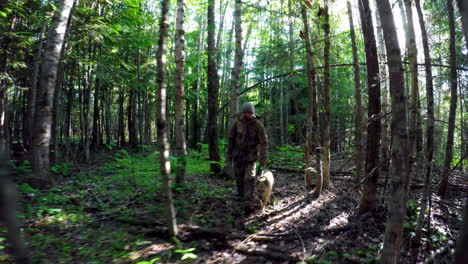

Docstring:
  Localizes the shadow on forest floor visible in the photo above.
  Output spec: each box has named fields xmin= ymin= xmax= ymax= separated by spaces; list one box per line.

xmin=1 ymin=146 xmax=466 ymax=264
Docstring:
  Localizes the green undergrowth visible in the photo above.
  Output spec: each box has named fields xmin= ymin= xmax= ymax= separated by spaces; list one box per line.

xmin=3 ymin=144 xmax=226 ymax=263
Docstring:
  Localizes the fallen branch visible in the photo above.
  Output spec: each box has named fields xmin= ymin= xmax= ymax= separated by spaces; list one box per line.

xmin=235 ymin=245 xmax=301 ymax=262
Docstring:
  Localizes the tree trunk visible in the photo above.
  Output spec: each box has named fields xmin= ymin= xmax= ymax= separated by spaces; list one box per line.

xmin=191 ymin=18 xmax=205 ymax=150
xmin=288 ymin=0 xmax=299 ymax=144
xmin=32 ymin=0 xmax=74 ymax=181
xmin=438 ymin=0 xmax=458 ymax=197
xmin=230 ymin=0 xmax=243 ymax=124
xmin=83 ymin=45 xmax=93 ymax=163
xmin=92 ymin=44 xmax=102 ymax=151
xmin=358 ymin=0 xmax=381 ymax=214
xmin=118 ymin=86 xmax=125 ymax=146
xmin=25 ymin=19 xmax=47 ymax=150
xmin=174 ymin=0 xmax=187 ymax=185
xmin=375 ymin=1 xmax=389 ymax=172
xmin=348 ymin=1 xmax=363 ymax=184
xmin=64 ymin=62 xmax=75 ymax=158
xmin=51 ymin=0 xmax=76 ymax=163
xmin=414 ymin=0 xmax=436 ymax=244
xmin=207 ymin=0 xmax=221 ymax=174
xmin=404 ymin=0 xmax=419 ymax=167
xmin=322 ymin=0 xmax=331 ymax=190
xmin=0 ymin=153 xmax=30 ymax=264
xmin=300 ymin=3 xmax=322 ymax=194
xmin=456 ymin=0 xmax=468 ymax=51
xmin=376 ymin=0 xmax=411 ymax=262
xmin=156 ymin=0 xmax=177 ymax=237
xmin=128 ymin=80 xmax=138 ymax=147
xmin=455 ymin=193 xmax=468 ymax=264
xmin=0 ymin=14 xmax=16 ymax=159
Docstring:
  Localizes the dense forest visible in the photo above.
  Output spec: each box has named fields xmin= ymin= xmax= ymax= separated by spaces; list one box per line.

xmin=0 ymin=0 xmax=467 ymax=263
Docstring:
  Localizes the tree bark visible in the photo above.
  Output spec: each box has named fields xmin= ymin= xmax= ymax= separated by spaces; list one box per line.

xmin=174 ymin=0 xmax=187 ymax=185
xmin=456 ymin=0 xmax=468 ymax=51
xmin=376 ymin=0 xmax=411 ymax=262
xmin=0 ymin=13 xmax=16 ymax=159
xmin=414 ymin=0 xmax=436 ymax=244
xmin=455 ymin=193 xmax=468 ymax=264
xmin=300 ymin=3 xmax=322 ymax=194
xmin=0 ymin=153 xmax=30 ymax=264
xmin=322 ymin=0 xmax=331 ymax=189
xmin=375 ymin=1 xmax=389 ymax=172
xmin=288 ymin=0 xmax=299 ymax=145
xmin=156 ymin=0 xmax=177 ymax=237
xmin=357 ymin=0 xmax=381 ymax=214
xmin=438 ymin=0 xmax=458 ymax=197
xmin=230 ymin=0 xmax=243 ymax=124
xmin=26 ymin=19 xmax=47 ymax=150
xmin=404 ymin=0 xmax=419 ymax=166
xmin=92 ymin=44 xmax=102 ymax=151
xmin=32 ymin=0 xmax=74 ymax=181
xmin=348 ymin=1 xmax=363 ymax=184
xmin=207 ymin=0 xmax=221 ymax=174
xmin=83 ymin=45 xmax=93 ymax=163
xmin=51 ymin=0 xmax=76 ymax=163
xmin=118 ymin=85 xmax=125 ymax=146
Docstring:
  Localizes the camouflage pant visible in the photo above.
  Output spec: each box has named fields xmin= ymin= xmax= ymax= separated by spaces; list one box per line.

xmin=233 ymin=161 xmax=257 ymax=209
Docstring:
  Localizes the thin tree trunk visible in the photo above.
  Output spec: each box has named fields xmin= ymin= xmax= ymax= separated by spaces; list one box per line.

xmin=230 ymin=0 xmax=243 ymax=124
xmin=438 ymin=0 xmax=458 ymax=197
xmin=64 ymin=61 xmax=75 ymax=158
xmin=358 ymin=0 xmax=381 ymax=214
xmin=404 ymin=0 xmax=419 ymax=167
xmin=118 ymin=85 xmax=125 ymax=146
xmin=26 ymin=19 xmax=47 ymax=150
xmin=32 ymin=0 xmax=73 ymax=181
xmin=105 ymin=83 xmax=112 ymax=145
xmin=376 ymin=0 xmax=411 ymax=262
xmin=321 ymin=0 xmax=331 ymax=189
xmin=92 ymin=44 xmax=102 ymax=151
xmin=83 ymin=45 xmax=93 ymax=163
xmin=207 ymin=0 xmax=221 ymax=174
xmin=288 ymin=0 xmax=298 ymax=144
xmin=156 ymin=0 xmax=177 ymax=237
xmin=174 ymin=0 xmax=187 ymax=185
xmin=375 ymin=1 xmax=389 ymax=172
xmin=0 ymin=13 xmax=16 ymax=159
xmin=414 ymin=0 xmax=436 ymax=245
xmin=300 ymin=3 xmax=322 ymax=194
xmin=348 ymin=1 xmax=363 ymax=184
xmin=191 ymin=16 xmax=205 ymax=150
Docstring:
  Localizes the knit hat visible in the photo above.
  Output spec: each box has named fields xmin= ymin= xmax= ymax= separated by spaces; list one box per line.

xmin=241 ymin=102 xmax=255 ymax=114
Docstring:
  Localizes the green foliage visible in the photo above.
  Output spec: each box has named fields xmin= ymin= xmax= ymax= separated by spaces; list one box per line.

xmin=269 ymin=145 xmax=304 ymax=170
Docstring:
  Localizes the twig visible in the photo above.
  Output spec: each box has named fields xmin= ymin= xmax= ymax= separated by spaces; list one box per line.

xmin=344 ymin=156 xmax=392 ymax=196
xmin=292 ymin=225 xmax=307 ymax=264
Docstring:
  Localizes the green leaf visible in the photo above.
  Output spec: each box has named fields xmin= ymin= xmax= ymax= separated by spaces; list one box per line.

xmin=0 ymin=11 xmax=7 ymax=18
xmin=181 ymin=253 xmax=197 ymax=260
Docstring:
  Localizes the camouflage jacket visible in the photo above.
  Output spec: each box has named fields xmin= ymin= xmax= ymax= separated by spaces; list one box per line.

xmin=227 ymin=115 xmax=268 ymax=163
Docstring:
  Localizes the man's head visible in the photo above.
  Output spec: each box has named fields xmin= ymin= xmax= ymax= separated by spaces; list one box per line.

xmin=241 ymin=102 xmax=255 ymax=119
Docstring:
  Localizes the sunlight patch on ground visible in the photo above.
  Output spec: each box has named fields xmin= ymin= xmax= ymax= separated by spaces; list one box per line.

xmin=324 ymin=212 xmax=350 ymax=230
xmin=128 ymin=242 xmax=174 ymax=261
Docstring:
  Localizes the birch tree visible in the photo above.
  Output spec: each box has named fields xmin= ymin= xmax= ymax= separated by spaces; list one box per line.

xmin=32 ymin=0 xmax=74 ymax=181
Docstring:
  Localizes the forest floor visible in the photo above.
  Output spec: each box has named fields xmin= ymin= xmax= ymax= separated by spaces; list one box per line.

xmin=1 ymin=145 xmax=466 ymax=264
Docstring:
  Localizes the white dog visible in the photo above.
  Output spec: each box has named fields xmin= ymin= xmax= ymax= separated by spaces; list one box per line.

xmin=255 ymin=170 xmax=274 ymax=211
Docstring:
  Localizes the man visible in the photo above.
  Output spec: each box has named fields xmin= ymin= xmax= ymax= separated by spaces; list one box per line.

xmin=227 ymin=102 xmax=268 ymax=214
